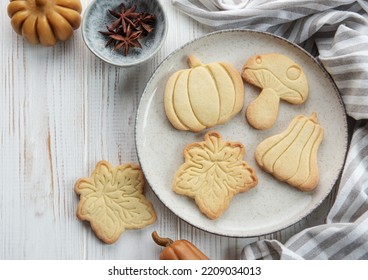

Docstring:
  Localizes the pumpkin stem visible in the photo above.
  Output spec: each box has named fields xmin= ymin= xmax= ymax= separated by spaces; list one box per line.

xmin=310 ymin=112 xmax=319 ymax=124
xmin=152 ymin=231 xmax=174 ymax=247
xmin=187 ymin=55 xmax=203 ymax=68
xmin=35 ymin=0 xmax=48 ymax=7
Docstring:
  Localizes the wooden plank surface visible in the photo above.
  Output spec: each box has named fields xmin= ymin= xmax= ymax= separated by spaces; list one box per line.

xmin=0 ymin=0 xmax=336 ymax=260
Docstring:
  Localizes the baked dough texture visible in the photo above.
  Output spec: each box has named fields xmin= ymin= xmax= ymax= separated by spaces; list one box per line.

xmin=255 ymin=113 xmax=324 ymax=191
xmin=173 ymin=131 xmax=258 ymax=219
xmin=164 ymin=55 xmax=244 ymax=132
xmin=75 ymin=160 xmax=157 ymax=244
xmin=242 ymin=53 xmax=309 ymax=130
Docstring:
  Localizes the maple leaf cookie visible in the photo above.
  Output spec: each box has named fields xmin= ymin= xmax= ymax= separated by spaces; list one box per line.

xmin=75 ymin=161 xmax=157 ymax=244
xmin=173 ymin=131 xmax=258 ymax=219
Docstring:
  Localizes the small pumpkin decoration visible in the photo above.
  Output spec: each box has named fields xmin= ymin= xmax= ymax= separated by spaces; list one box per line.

xmin=152 ymin=231 xmax=209 ymax=260
xmin=255 ymin=112 xmax=324 ymax=192
xmin=7 ymin=0 xmax=82 ymax=46
xmin=164 ymin=54 xmax=244 ymax=132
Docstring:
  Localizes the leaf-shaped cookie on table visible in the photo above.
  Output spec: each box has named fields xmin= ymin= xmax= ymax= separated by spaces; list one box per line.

xmin=75 ymin=161 xmax=156 ymax=244
xmin=77 ymin=193 xmax=126 ymax=243
xmin=117 ymin=196 xmax=157 ymax=228
xmin=173 ymin=131 xmax=258 ymax=220
xmin=115 ymin=164 xmax=145 ymax=196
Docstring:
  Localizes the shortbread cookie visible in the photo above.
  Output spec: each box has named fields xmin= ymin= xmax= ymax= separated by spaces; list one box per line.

xmin=255 ymin=113 xmax=324 ymax=192
xmin=164 ymin=55 xmax=244 ymax=132
xmin=242 ymin=53 xmax=309 ymax=130
xmin=173 ymin=131 xmax=258 ymax=219
xmin=75 ymin=160 xmax=157 ymax=244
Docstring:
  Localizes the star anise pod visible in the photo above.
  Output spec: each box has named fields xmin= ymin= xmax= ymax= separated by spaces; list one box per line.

xmin=135 ymin=13 xmax=156 ymax=35
xmin=98 ymin=25 xmax=120 ymax=47
xmin=110 ymin=25 xmax=142 ymax=56
xmin=99 ymin=2 xmax=156 ymax=56
xmin=108 ymin=3 xmax=140 ymax=34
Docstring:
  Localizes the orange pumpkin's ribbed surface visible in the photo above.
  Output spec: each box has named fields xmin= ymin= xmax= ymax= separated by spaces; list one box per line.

xmin=7 ymin=0 xmax=82 ymax=46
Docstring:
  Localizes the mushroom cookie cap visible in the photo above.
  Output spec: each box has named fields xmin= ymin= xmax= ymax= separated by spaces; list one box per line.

xmin=242 ymin=53 xmax=308 ymax=104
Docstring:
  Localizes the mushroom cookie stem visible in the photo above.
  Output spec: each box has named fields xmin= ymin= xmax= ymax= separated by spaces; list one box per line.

xmin=246 ymin=88 xmax=280 ymax=130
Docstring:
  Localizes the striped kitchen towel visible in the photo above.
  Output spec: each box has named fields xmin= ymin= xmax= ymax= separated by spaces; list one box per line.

xmin=172 ymin=0 xmax=368 ymax=259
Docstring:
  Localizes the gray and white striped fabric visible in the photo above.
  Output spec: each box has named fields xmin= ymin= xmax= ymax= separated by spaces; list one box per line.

xmin=172 ymin=0 xmax=368 ymax=260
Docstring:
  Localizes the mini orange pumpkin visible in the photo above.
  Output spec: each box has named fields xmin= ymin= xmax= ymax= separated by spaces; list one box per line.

xmin=152 ymin=231 xmax=209 ymax=260
xmin=7 ymin=0 xmax=82 ymax=46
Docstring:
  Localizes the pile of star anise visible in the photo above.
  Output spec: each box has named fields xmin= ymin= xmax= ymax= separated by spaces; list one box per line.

xmin=99 ymin=3 xmax=156 ymax=56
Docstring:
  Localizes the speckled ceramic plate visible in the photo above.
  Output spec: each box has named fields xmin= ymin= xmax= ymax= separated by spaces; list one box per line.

xmin=135 ymin=30 xmax=348 ymax=237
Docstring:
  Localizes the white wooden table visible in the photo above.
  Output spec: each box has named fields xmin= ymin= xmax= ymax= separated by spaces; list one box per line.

xmin=0 ymin=0 xmax=337 ymax=260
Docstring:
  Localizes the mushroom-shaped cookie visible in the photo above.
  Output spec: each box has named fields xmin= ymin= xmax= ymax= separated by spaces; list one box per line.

xmin=7 ymin=0 xmax=82 ymax=46
xmin=242 ymin=53 xmax=309 ymax=130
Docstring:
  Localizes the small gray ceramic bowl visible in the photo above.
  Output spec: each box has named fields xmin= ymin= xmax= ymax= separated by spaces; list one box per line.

xmin=82 ymin=0 xmax=168 ymax=67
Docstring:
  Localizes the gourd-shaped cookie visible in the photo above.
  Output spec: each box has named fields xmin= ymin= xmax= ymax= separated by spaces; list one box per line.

xmin=164 ymin=55 xmax=244 ymax=132
xmin=255 ymin=113 xmax=324 ymax=191
xmin=173 ymin=131 xmax=258 ymax=219
xmin=242 ymin=53 xmax=309 ymax=130
xmin=7 ymin=0 xmax=82 ymax=46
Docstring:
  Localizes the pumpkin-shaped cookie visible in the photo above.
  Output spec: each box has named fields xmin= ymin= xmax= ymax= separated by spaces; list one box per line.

xmin=7 ymin=0 xmax=82 ymax=46
xmin=255 ymin=112 xmax=324 ymax=192
xmin=164 ymin=55 xmax=244 ymax=132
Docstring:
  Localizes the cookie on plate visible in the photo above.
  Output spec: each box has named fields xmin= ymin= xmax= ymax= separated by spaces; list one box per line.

xmin=173 ymin=131 xmax=258 ymax=219
xmin=242 ymin=53 xmax=309 ymax=130
xmin=255 ymin=113 xmax=324 ymax=191
xmin=164 ymin=54 xmax=244 ymax=132
xmin=75 ymin=160 xmax=157 ymax=244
